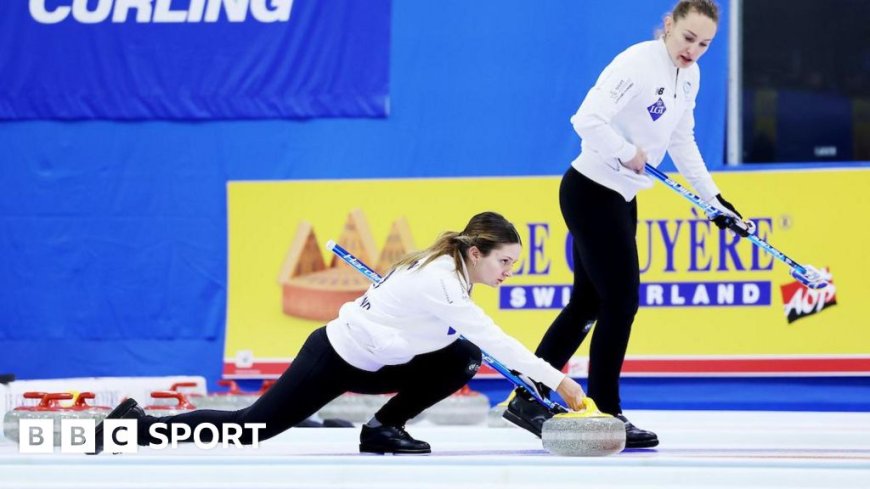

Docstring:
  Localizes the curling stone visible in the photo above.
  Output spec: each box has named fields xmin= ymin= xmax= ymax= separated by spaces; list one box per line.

xmin=69 ymin=392 xmax=112 ymax=423
xmin=541 ymin=397 xmax=626 ymax=457
xmin=425 ymin=386 xmax=490 ymax=425
xmin=3 ymin=392 xmax=50 ymax=441
xmin=486 ymin=391 xmax=515 ymax=428
xmin=3 ymin=392 xmax=109 ymax=444
xmin=316 ymin=393 xmax=373 ymax=423
xmin=143 ymin=391 xmax=196 ymax=417
xmin=317 ymin=393 xmax=426 ymax=424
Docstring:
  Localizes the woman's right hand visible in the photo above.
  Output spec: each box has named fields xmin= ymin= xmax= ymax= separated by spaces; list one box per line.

xmin=556 ymin=376 xmax=587 ymax=412
xmin=620 ymin=147 xmax=647 ymax=174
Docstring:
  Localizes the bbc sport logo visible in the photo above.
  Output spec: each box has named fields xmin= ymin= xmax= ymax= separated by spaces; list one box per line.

xmin=18 ymin=419 xmax=265 ymax=454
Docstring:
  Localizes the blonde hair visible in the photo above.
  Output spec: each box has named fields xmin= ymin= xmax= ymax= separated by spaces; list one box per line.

xmin=390 ymin=211 xmax=522 ymax=279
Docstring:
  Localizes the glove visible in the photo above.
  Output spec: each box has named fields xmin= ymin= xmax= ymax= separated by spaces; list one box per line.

xmin=710 ymin=194 xmax=754 ymax=237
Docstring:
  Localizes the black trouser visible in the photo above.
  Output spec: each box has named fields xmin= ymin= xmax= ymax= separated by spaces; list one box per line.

xmin=534 ymin=167 xmax=639 ymax=415
xmin=138 ymin=327 xmax=481 ymax=445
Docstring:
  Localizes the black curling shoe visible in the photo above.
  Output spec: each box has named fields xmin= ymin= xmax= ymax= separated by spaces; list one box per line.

xmin=503 ymin=393 xmax=554 ymax=438
xmin=89 ymin=398 xmax=146 ymax=455
xmin=617 ymin=414 xmax=659 ymax=448
xmin=359 ymin=424 xmax=431 ymax=454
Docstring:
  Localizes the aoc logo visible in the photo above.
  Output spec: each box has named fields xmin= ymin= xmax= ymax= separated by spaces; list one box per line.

xmin=29 ymin=0 xmax=294 ymax=24
xmin=781 ymin=269 xmax=836 ymax=324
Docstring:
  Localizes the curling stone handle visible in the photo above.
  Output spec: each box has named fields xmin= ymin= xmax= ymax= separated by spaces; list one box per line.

xmin=217 ymin=379 xmax=242 ymax=394
xmin=581 ymin=397 xmax=601 ymax=413
xmin=40 ymin=392 xmax=74 ymax=408
xmin=151 ymin=391 xmax=196 ymax=409
xmin=74 ymin=392 xmax=96 ymax=407
xmin=169 ymin=382 xmax=199 ymax=392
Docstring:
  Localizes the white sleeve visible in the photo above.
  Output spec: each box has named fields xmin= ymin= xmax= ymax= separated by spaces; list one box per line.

xmin=570 ymin=61 xmax=640 ymax=163
xmin=667 ymin=85 xmax=720 ymax=202
xmin=418 ymin=271 xmax=566 ymax=391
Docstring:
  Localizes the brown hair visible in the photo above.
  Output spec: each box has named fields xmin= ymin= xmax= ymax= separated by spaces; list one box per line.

xmin=672 ymin=0 xmax=719 ymax=24
xmin=658 ymin=0 xmax=719 ymax=39
xmin=390 ymin=211 xmax=522 ymax=280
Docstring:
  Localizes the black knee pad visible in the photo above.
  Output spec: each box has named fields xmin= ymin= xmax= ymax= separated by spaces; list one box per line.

xmin=459 ymin=341 xmax=482 ymax=380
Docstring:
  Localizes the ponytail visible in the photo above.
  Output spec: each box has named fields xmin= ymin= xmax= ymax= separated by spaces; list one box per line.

xmin=388 ymin=212 xmax=522 ymax=279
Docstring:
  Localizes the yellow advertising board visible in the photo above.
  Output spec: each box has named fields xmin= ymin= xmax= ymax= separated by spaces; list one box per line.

xmin=224 ymin=169 xmax=870 ymax=378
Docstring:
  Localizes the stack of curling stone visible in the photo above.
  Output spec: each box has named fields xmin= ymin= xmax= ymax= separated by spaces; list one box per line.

xmin=425 ymin=386 xmax=490 ymax=425
xmin=192 ymin=380 xmax=261 ymax=410
xmin=316 ymin=393 xmax=373 ymax=423
xmin=317 ymin=393 xmax=425 ymax=424
xmin=541 ymin=397 xmax=625 ymax=457
xmin=486 ymin=391 xmax=515 ymax=428
xmin=3 ymin=392 xmax=111 ymax=444
xmin=143 ymin=391 xmax=196 ymax=417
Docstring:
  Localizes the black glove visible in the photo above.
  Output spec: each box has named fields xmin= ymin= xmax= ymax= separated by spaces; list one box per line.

xmin=711 ymin=194 xmax=752 ymax=237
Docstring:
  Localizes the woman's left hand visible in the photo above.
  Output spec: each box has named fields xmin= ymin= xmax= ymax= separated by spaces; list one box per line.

xmin=711 ymin=194 xmax=755 ymax=237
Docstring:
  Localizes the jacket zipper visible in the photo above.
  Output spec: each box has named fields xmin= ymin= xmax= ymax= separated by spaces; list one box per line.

xmin=674 ymin=68 xmax=679 ymax=99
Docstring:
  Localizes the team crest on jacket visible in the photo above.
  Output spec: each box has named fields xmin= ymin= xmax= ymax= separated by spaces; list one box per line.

xmin=647 ymin=97 xmax=666 ymax=121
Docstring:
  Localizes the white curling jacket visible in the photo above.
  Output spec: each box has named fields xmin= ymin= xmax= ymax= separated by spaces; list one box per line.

xmin=325 ymin=255 xmax=566 ymax=390
xmin=570 ymin=39 xmax=720 ymax=202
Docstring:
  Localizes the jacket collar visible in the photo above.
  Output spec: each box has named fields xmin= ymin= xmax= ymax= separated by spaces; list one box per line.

xmin=657 ymin=37 xmax=679 ymax=70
